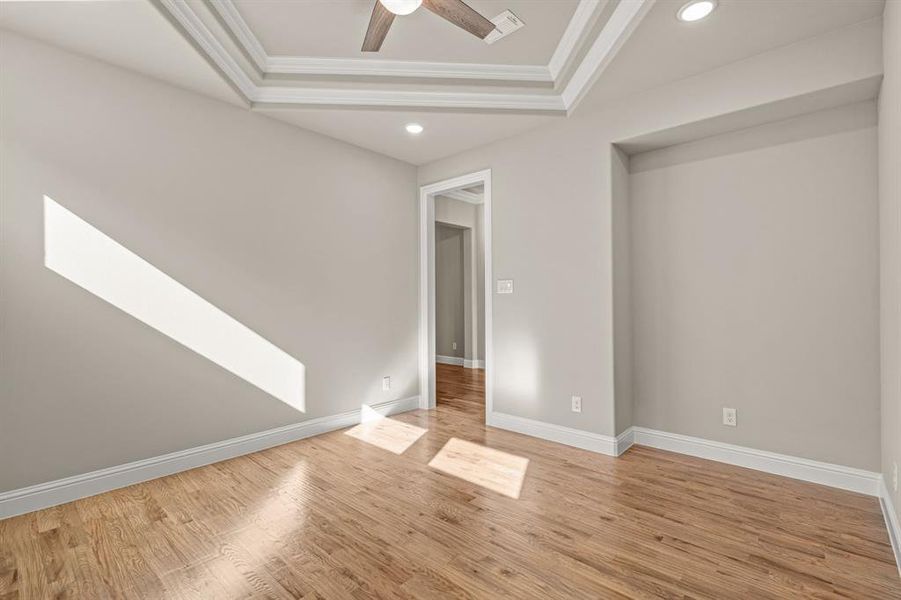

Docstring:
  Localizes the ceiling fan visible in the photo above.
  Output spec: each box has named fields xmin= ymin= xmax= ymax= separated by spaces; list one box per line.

xmin=362 ymin=0 xmax=496 ymax=52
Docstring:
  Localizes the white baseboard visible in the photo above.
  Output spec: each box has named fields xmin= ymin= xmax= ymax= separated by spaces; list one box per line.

xmin=487 ymin=411 xmax=619 ymax=456
xmin=436 ymin=355 xmax=464 ymax=366
xmin=484 ymin=412 xmax=881 ymax=497
xmin=879 ymin=476 xmax=901 ymax=576
xmin=436 ymin=356 xmax=483 ymax=369
xmin=486 ymin=412 xmax=895 ymax=571
xmin=615 ymin=427 xmax=634 ymax=456
xmin=630 ymin=427 xmax=882 ymax=496
xmin=0 ymin=396 xmax=419 ymax=520
xmin=482 ymin=411 xmax=896 ymax=572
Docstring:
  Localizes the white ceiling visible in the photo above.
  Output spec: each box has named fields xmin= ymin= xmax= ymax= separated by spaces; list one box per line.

xmin=234 ymin=0 xmax=579 ymax=63
xmin=255 ymin=106 xmax=560 ymax=164
xmin=0 ymin=0 xmax=886 ymax=165
xmin=580 ymin=0 xmax=885 ymax=111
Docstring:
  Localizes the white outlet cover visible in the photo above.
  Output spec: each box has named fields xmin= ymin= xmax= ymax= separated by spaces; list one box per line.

xmin=382 ymin=376 xmax=391 ymax=391
xmin=497 ymin=279 xmax=513 ymax=294
xmin=571 ymin=395 xmax=582 ymax=413
xmin=722 ymin=407 xmax=737 ymax=427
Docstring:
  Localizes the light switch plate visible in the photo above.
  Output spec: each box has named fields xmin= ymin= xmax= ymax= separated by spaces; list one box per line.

xmin=497 ymin=279 xmax=514 ymax=294
xmin=382 ymin=376 xmax=391 ymax=391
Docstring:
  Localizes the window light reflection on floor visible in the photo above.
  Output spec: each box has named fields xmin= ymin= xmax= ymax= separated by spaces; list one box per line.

xmin=428 ymin=437 xmax=529 ymax=499
xmin=344 ymin=405 xmax=427 ymax=454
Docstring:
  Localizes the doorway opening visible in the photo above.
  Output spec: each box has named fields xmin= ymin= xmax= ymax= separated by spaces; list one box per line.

xmin=419 ymin=170 xmax=492 ymax=422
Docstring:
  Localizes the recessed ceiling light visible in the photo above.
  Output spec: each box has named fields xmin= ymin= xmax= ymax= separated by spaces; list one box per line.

xmin=379 ymin=0 xmax=422 ymax=16
xmin=405 ymin=123 xmax=424 ymax=134
xmin=677 ymin=0 xmax=716 ymax=22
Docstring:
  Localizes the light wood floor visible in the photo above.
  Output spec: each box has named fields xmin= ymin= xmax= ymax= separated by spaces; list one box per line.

xmin=2 ymin=364 xmax=899 ymax=599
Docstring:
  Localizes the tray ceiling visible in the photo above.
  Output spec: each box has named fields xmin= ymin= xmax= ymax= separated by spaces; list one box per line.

xmin=157 ymin=0 xmax=647 ymax=112
xmin=233 ymin=0 xmax=579 ymax=64
xmin=0 ymin=0 xmax=886 ymax=165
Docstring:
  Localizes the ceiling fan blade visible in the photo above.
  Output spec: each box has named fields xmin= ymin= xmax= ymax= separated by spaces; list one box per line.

xmin=422 ymin=0 xmax=496 ymax=39
xmin=362 ymin=1 xmax=396 ymax=52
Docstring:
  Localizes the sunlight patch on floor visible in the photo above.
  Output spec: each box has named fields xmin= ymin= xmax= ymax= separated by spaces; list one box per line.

xmin=428 ymin=437 xmax=529 ymax=499
xmin=345 ymin=407 xmax=427 ymax=454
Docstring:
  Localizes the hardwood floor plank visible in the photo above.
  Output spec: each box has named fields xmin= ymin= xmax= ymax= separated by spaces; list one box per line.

xmin=1 ymin=363 xmax=898 ymax=598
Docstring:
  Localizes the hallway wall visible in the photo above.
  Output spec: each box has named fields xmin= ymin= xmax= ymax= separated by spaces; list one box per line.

xmin=436 ymin=224 xmax=465 ymax=359
xmin=435 ymin=195 xmax=485 ymax=363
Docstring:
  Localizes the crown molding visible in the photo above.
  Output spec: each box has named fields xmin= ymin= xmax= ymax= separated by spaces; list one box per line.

xmin=158 ymin=0 xmax=653 ymax=112
xmin=562 ymin=0 xmax=656 ymax=111
xmin=159 ymin=0 xmax=256 ymax=99
xmin=211 ymin=0 xmax=602 ymax=85
xmin=253 ymin=86 xmax=565 ymax=111
xmin=265 ymin=56 xmax=552 ymax=82
xmin=548 ymin=0 xmax=602 ymax=81
xmin=210 ymin=0 xmax=267 ymax=72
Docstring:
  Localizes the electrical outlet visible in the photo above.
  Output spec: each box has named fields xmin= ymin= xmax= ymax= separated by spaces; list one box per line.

xmin=452 ymin=342 xmax=457 ymax=350
xmin=893 ymin=462 xmax=898 ymax=493
xmin=722 ymin=407 xmax=737 ymax=427
xmin=571 ymin=396 xmax=582 ymax=413
xmin=382 ymin=376 xmax=391 ymax=391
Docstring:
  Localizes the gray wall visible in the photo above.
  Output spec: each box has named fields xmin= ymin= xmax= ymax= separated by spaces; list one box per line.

xmin=476 ymin=208 xmax=486 ymax=360
xmin=0 ymin=32 xmax=419 ymax=492
xmin=629 ymin=103 xmax=880 ymax=470
xmin=879 ymin=0 xmax=901 ymax=518
xmin=611 ymin=146 xmax=633 ymax=435
xmin=418 ymin=18 xmax=882 ymax=449
xmin=435 ymin=224 xmax=464 ymax=358
xmin=435 ymin=195 xmax=485 ymax=362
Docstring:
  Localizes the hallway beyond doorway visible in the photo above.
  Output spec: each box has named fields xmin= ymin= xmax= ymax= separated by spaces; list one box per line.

xmin=436 ymin=363 xmax=485 ymax=418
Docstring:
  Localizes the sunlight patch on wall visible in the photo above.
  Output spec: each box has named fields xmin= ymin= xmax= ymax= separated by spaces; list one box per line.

xmin=43 ymin=195 xmax=305 ymax=411
xmin=428 ymin=437 xmax=529 ymax=499
xmin=344 ymin=405 xmax=427 ymax=454
xmin=502 ymin=332 xmax=540 ymax=410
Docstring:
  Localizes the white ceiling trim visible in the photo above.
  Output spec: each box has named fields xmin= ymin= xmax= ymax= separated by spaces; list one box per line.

xmin=210 ymin=0 xmax=267 ymax=72
xmin=562 ymin=0 xmax=655 ymax=111
xmin=211 ymin=0 xmax=599 ymax=85
xmin=265 ymin=56 xmax=552 ymax=82
xmin=159 ymin=0 xmax=256 ymax=98
xmin=254 ymin=87 xmax=564 ymax=110
xmin=160 ymin=0 xmax=653 ymax=112
xmin=548 ymin=0 xmax=602 ymax=81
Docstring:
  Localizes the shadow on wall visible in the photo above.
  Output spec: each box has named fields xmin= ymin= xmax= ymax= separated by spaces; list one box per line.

xmin=42 ymin=195 xmax=306 ymax=412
